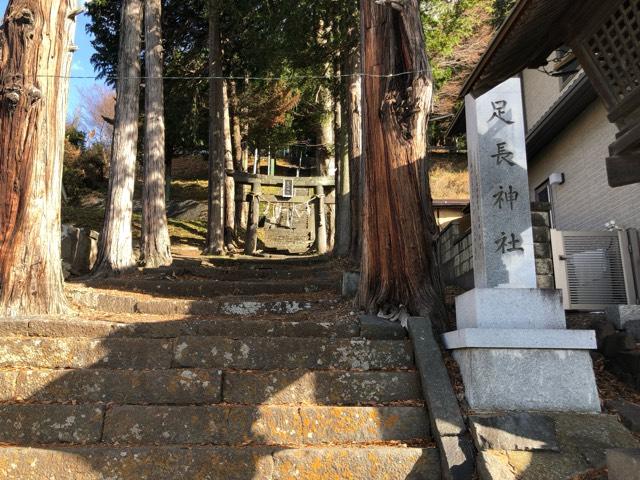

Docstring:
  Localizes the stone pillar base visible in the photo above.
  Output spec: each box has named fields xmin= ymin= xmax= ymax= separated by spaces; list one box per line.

xmin=452 ymin=348 xmax=600 ymax=412
xmin=456 ymin=288 xmax=566 ymax=329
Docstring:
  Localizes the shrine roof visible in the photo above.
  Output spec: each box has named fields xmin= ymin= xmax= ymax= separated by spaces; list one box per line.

xmin=460 ymin=0 xmax=579 ymax=98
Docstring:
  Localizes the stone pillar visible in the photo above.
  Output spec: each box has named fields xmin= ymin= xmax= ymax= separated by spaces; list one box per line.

xmin=235 ymin=184 xmax=249 ymax=233
xmin=315 ymin=185 xmax=327 ymax=255
xmin=244 ymin=181 xmax=261 ymax=255
xmin=443 ymin=78 xmax=600 ymax=412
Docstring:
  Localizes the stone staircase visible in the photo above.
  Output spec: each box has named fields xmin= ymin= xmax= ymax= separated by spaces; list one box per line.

xmin=0 ymin=258 xmax=440 ymax=479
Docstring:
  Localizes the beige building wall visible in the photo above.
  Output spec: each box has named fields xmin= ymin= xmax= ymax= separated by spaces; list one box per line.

xmin=528 ymin=100 xmax=640 ymax=231
xmin=522 ymin=69 xmax=563 ymax=129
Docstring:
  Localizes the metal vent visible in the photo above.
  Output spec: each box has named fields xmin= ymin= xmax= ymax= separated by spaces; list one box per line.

xmin=587 ymin=0 xmax=640 ymax=102
xmin=552 ymin=230 xmax=635 ymax=310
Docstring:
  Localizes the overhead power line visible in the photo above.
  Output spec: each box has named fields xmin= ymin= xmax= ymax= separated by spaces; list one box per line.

xmin=36 ymin=70 xmax=432 ymax=81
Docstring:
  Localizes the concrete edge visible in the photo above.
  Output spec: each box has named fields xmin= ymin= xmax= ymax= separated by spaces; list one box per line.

xmin=442 ymin=328 xmax=597 ymax=350
xmin=407 ymin=317 xmax=476 ymax=480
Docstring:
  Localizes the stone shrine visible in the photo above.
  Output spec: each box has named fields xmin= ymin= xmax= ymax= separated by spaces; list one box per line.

xmin=443 ymin=78 xmax=600 ymax=412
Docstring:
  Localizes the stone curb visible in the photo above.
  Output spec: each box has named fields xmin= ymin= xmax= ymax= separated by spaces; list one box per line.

xmin=408 ymin=317 xmax=475 ymax=480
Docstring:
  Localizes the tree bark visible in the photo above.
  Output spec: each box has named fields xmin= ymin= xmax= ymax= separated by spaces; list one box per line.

xmin=335 ymin=71 xmax=351 ymax=257
xmin=315 ymin=81 xmax=335 ymax=176
xmin=358 ymin=0 xmax=444 ymax=320
xmin=230 ymin=80 xmax=243 ymax=172
xmin=230 ymin=81 xmax=248 ymax=234
xmin=0 ymin=0 xmax=77 ymax=315
xmin=347 ymin=50 xmax=363 ymax=262
xmin=314 ymin=185 xmax=328 ymax=255
xmin=223 ymin=80 xmax=235 ymax=248
xmin=205 ymin=0 xmax=225 ymax=255
xmin=141 ymin=0 xmax=172 ymax=268
xmin=93 ymin=0 xmax=143 ymax=276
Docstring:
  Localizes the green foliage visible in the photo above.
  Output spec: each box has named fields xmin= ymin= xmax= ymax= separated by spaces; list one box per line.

xmin=86 ymin=0 xmax=359 ymax=156
xmin=66 ymin=125 xmax=87 ymax=150
xmin=493 ymin=0 xmax=517 ymax=26
xmin=422 ymin=0 xmax=491 ymax=92
xmin=63 ymin=126 xmax=108 ymax=201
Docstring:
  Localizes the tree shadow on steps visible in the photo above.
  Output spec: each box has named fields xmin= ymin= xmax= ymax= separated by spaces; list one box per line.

xmin=0 ymin=314 xmax=440 ymax=480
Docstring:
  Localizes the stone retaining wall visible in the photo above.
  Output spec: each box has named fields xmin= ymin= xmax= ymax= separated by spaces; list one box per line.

xmin=438 ymin=202 xmax=554 ymax=290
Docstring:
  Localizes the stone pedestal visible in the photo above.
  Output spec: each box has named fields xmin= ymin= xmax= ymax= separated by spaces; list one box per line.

xmin=445 ymin=78 xmax=599 ymax=412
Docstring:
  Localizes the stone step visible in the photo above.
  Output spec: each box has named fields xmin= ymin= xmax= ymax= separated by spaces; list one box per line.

xmin=0 ymin=337 xmax=174 ymax=369
xmin=1 ymin=369 xmax=421 ymax=405
xmin=205 ymin=254 xmax=332 ymax=268
xmin=74 ymin=276 xmax=341 ymax=299
xmin=173 ymin=336 xmax=413 ymax=370
xmin=0 ymin=446 xmax=440 ymax=479
xmin=2 ymin=369 xmax=222 ymax=404
xmin=0 ymin=316 xmax=360 ymax=339
xmin=0 ymin=404 xmax=429 ymax=447
xmin=223 ymin=369 xmax=422 ymax=405
xmin=101 ymin=405 xmax=430 ymax=446
xmin=145 ymin=264 xmax=339 ymax=281
xmin=0 ymin=337 xmax=413 ymax=370
xmin=68 ymin=288 xmax=338 ymax=316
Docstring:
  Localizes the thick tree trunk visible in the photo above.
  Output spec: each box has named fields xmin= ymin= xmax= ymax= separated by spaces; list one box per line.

xmin=347 ymin=51 xmax=363 ymax=262
xmin=0 ymin=0 xmax=77 ymax=315
xmin=315 ymin=81 xmax=335 ymax=176
xmin=230 ymin=81 xmax=243 ymax=172
xmin=165 ymin=146 xmax=173 ymax=202
xmin=314 ymin=185 xmax=328 ymax=255
xmin=141 ymin=0 xmax=172 ymax=268
xmin=335 ymin=73 xmax=351 ymax=257
xmin=223 ymin=80 xmax=235 ymax=248
xmin=230 ymin=82 xmax=248 ymax=233
xmin=358 ymin=0 xmax=444 ymax=320
xmin=93 ymin=0 xmax=143 ymax=275
xmin=205 ymin=0 xmax=225 ymax=255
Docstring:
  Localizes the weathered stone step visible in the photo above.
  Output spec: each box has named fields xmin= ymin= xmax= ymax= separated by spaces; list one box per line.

xmin=206 ymin=254 xmax=331 ymax=268
xmin=0 ymin=405 xmax=105 ymax=445
xmin=2 ymin=369 xmax=221 ymax=404
xmin=76 ymin=276 xmax=341 ymax=299
xmin=1 ymin=369 xmax=420 ymax=405
xmin=0 ymin=446 xmax=440 ymax=479
xmin=223 ymin=370 xmax=422 ymax=405
xmin=0 ymin=337 xmax=412 ymax=370
xmin=0 ymin=337 xmax=174 ymax=369
xmin=174 ymin=336 xmax=413 ymax=370
xmin=101 ymin=405 xmax=430 ymax=446
xmin=0 ymin=316 xmax=359 ymax=339
xmin=145 ymin=264 xmax=339 ymax=281
xmin=69 ymin=288 xmax=338 ymax=316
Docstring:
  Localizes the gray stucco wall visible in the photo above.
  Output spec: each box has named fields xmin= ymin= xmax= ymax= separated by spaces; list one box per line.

xmin=528 ymin=100 xmax=640 ymax=231
xmin=522 ymin=69 xmax=562 ymax=130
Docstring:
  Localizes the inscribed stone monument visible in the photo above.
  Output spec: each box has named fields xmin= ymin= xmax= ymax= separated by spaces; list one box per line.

xmin=444 ymin=78 xmax=600 ymax=412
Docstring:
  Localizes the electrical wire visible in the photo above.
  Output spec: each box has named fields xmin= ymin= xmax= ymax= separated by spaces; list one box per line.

xmin=34 ymin=70 xmax=432 ymax=81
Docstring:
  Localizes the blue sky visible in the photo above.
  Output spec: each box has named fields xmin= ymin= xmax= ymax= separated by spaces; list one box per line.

xmin=0 ymin=0 xmax=106 ymax=120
